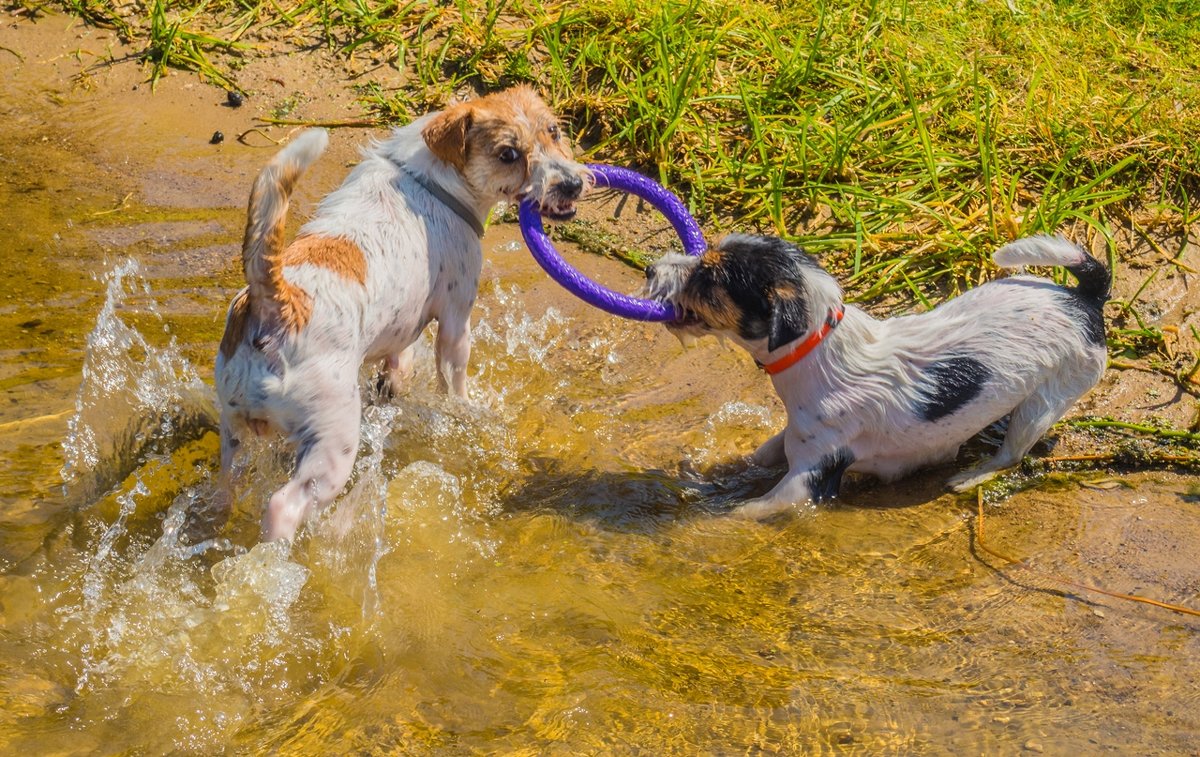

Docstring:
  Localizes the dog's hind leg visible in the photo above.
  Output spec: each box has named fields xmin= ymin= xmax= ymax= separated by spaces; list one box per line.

xmin=749 ymin=431 xmax=787 ymax=467
xmin=263 ymin=391 xmax=362 ymax=542
xmin=947 ymin=366 xmax=1100 ymax=492
xmin=380 ymin=344 xmax=417 ymax=398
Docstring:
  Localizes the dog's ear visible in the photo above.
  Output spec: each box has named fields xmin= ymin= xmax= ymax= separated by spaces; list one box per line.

xmin=422 ymin=103 xmax=474 ymax=170
xmin=767 ymin=284 xmax=808 ymax=352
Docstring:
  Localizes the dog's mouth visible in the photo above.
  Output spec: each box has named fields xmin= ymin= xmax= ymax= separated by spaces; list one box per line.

xmin=521 ymin=170 xmax=587 ymax=222
xmin=516 ymin=190 xmax=579 ymax=222
xmin=653 ymin=300 xmax=702 ymax=327
xmin=539 ymin=201 xmax=578 ymax=221
xmin=663 ymin=314 xmax=706 ymax=348
xmin=670 ymin=312 xmax=703 ymax=328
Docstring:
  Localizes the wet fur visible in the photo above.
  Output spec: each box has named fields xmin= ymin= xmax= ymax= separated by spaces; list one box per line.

xmin=216 ymin=86 xmax=589 ymax=541
xmin=647 ymin=233 xmax=1110 ymax=518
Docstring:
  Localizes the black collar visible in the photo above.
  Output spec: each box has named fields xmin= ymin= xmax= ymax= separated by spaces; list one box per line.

xmin=393 ymin=160 xmax=486 ymax=238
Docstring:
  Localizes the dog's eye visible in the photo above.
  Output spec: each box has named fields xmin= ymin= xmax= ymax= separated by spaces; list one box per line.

xmin=548 ymin=124 xmax=560 ymax=141
xmin=497 ymin=147 xmax=520 ymax=164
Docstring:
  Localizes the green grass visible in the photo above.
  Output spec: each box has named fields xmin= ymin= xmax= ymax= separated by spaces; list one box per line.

xmin=20 ymin=0 xmax=1200 ymax=300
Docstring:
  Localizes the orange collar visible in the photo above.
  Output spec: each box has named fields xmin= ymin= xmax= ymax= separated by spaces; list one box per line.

xmin=759 ymin=306 xmax=845 ymax=376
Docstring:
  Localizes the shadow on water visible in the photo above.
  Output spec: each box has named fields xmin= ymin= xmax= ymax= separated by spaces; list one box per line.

xmin=494 ymin=456 xmax=775 ymax=530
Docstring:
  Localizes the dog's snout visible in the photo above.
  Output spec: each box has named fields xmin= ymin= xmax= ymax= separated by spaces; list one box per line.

xmin=560 ymin=173 xmax=584 ymax=199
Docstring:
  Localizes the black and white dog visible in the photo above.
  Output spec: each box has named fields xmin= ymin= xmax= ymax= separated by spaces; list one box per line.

xmin=646 ymin=234 xmax=1109 ymax=518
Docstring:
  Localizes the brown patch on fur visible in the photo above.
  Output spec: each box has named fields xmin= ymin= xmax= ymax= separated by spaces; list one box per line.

xmin=702 ymin=249 xmax=725 ymax=267
xmin=423 ymin=104 xmax=474 ymax=170
xmin=481 ymin=88 xmax=572 ymax=164
xmin=274 ymin=280 xmax=313 ymax=334
xmin=219 ymin=288 xmax=251 ymax=360
xmin=773 ymin=283 xmax=800 ymax=300
xmin=426 ymin=85 xmax=575 ymax=187
xmin=254 ymin=236 xmax=365 ymax=334
xmin=280 ymin=236 xmax=367 ymax=286
xmin=682 ymin=287 xmax=742 ymax=332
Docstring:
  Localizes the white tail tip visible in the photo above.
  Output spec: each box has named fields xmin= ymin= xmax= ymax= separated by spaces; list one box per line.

xmin=273 ymin=128 xmax=329 ymax=170
xmin=993 ymin=234 xmax=1086 ymax=269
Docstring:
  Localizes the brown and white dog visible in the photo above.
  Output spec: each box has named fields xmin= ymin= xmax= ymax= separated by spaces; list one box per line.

xmin=216 ymin=86 xmax=589 ymax=541
xmin=647 ymin=233 xmax=1109 ymax=518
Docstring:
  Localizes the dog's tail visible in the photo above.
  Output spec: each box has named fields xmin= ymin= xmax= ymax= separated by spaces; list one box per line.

xmin=242 ymin=128 xmax=329 ymax=312
xmin=993 ymin=234 xmax=1111 ymax=308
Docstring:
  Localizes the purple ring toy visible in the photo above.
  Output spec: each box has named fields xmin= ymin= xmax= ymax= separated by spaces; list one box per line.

xmin=518 ymin=163 xmax=706 ymax=321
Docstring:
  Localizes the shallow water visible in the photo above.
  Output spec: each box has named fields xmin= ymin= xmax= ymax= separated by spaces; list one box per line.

xmin=1 ymin=17 xmax=1199 ymax=755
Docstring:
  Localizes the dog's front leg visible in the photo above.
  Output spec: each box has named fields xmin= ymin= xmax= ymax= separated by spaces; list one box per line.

xmin=185 ymin=412 xmax=242 ymax=543
xmin=435 ymin=311 xmax=471 ymax=399
xmin=733 ymin=442 xmax=855 ymax=520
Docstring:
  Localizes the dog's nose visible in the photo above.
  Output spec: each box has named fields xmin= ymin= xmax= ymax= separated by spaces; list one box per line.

xmin=559 ymin=174 xmax=584 ymax=199
xmin=644 ymin=266 xmax=657 ymax=281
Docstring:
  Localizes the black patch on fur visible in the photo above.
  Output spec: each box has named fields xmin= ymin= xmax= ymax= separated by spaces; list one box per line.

xmin=1060 ymin=253 xmax=1110 ymax=346
xmin=916 ymin=356 xmax=990 ymax=422
xmin=1068 ymin=254 xmax=1111 ymax=307
xmin=693 ymin=235 xmax=828 ymax=349
xmin=1057 ymin=291 xmax=1106 ymax=346
xmin=768 ymin=291 xmax=807 ymax=352
xmin=809 ymin=448 xmax=855 ymax=501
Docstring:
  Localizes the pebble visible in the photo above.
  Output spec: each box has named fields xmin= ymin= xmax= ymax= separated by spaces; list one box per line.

xmin=1024 ymin=739 xmax=1044 ymax=753
xmin=210 ymin=131 xmax=225 ymax=145
xmin=226 ymin=90 xmax=244 ymax=107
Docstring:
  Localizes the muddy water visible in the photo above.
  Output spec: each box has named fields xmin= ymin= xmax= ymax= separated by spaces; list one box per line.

xmin=1 ymin=17 xmax=1199 ymax=756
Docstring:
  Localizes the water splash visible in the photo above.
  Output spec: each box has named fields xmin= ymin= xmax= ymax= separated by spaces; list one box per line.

xmin=59 ymin=259 xmax=215 ymax=505
xmin=474 ymin=278 xmax=569 ymax=364
xmin=692 ymin=401 xmax=779 ymax=467
xmin=308 ymin=402 xmax=403 ymax=623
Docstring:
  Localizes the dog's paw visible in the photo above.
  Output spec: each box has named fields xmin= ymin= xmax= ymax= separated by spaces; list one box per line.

xmin=370 ymin=372 xmax=395 ymax=404
xmin=731 ymin=497 xmax=793 ymax=521
xmin=945 ymin=468 xmax=998 ymax=493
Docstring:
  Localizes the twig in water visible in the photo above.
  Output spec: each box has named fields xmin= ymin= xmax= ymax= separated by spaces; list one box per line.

xmin=89 ymin=192 xmax=134 ymax=217
xmin=236 ymin=127 xmax=283 ymax=146
xmin=255 ymin=116 xmax=384 ymax=128
xmin=1040 ymin=451 xmax=1200 ymax=467
xmin=1070 ymin=418 xmax=1200 ymax=444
